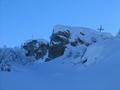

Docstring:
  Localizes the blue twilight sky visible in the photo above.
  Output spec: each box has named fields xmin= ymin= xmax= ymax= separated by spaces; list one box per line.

xmin=0 ymin=0 xmax=120 ymax=47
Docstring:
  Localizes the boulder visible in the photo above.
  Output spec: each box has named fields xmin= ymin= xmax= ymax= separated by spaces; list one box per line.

xmin=47 ymin=29 xmax=71 ymax=60
xmin=50 ymin=30 xmax=71 ymax=46
xmin=22 ymin=39 xmax=49 ymax=59
xmin=48 ymin=45 xmax=66 ymax=59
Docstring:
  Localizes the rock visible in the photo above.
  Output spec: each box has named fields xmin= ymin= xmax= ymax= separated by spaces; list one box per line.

xmin=22 ymin=39 xmax=49 ymax=59
xmin=47 ymin=29 xmax=71 ymax=60
xmin=78 ymin=38 xmax=90 ymax=46
xmin=48 ymin=45 xmax=66 ymax=59
xmin=70 ymin=39 xmax=78 ymax=47
xmin=23 ymin=25 xmax=113 ymax=62
xmin=50 ymin=30 xmax=71 ymax=46
xmin=70 ymin=40 xmax=78 ymax=46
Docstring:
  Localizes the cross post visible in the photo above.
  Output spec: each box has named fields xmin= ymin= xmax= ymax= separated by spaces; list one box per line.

xmin=32 ymin=35 xmax=34 ymax=40
xmin=97 ymin=25 xmax=104 ymax=32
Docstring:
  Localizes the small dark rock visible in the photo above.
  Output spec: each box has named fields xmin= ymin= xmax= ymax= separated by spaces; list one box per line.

xmin=80 ymin=32 xmax=85 ymax=36
xmin=81 ymin=59 xmax=87 ymax=64
xmin=70 ymin=40 xmax=78 ymax=47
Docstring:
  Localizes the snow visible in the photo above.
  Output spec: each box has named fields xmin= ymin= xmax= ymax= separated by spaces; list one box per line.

xmin=82 ymin=39 xmax=120 ymax=65
xmin=0 ymin=47 xmax=36 ymax=71
xmin=0 ymin=25 xmax=120 ymax=90
xmin=49 ymin=25 xmax=114 ymax=65
xmin=1 ymin=38 xmax=120 ymax=90
xmin=52 ymin=44 xmax=87 ymax=65
xmin=53 ymin=25 xmax=113 ymax=44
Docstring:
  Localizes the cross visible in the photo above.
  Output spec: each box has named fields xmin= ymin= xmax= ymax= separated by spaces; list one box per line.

xmin=32 ymin=35 xmax=34 ymax=40
xmin=97 ymin=25 xmax=104 ymax=32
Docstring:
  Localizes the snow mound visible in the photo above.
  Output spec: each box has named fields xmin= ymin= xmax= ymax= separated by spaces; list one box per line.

xmin=53 ymin=25 xmax=113 ymax=44
xmin=82 ymin=39 xmax=120 ymax=65
xmin=1 ymin=39 xmax=120 ymax=90
xmin=1 ymin=25 xmax=120 ymax=90
xmin=0 ymin=25 xmax=115 ymax=71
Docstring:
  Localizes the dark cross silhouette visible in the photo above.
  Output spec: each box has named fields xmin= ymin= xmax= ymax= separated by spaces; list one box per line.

xmin=97 ymin=25 xmax=104 ymax=32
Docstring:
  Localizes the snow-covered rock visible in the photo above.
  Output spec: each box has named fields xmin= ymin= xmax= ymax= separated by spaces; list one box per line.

xmin=1 ymin=25 xmax=120 ymax=90
xmin=47 ymin=25 xmax=113 ymax=61
xmin=22 ymin=39 xmax=49 ymax=59
xmin=1 ymin=39 xmax=120 ymax=90
xmin=0 ymin=25 xmax=115 ymax=71
xmin=53 ymin=25 xmax=113 ymax=46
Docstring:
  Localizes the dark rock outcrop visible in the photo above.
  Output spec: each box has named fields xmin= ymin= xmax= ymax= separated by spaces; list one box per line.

xmin=50 ymin=30 xmax=71 ymax=46
xmin=47 ymin=30 xmax=71 ymax=60
xmin=48 ymin=45 xmax=66 ymax=59
xmin=22 ymin=39 xmax=49 ymax=59
xmin=22 ymin=25 xmax=113 ymax=62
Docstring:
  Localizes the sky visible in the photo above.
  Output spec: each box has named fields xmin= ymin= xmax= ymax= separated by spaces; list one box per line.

xmin=0 ymin=0 xmax=120 ymax=47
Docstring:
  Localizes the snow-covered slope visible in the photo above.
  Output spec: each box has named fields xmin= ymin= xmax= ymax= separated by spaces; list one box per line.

xmin=0 ymin=25 xmax=114 ymax=71
xmin=1 ymin=39 xmax=120 ymax=90
xmin=82 ymin=39 xmax=120 ymax=65
xmin=0 ymin=25 xmax=120 ymax=90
